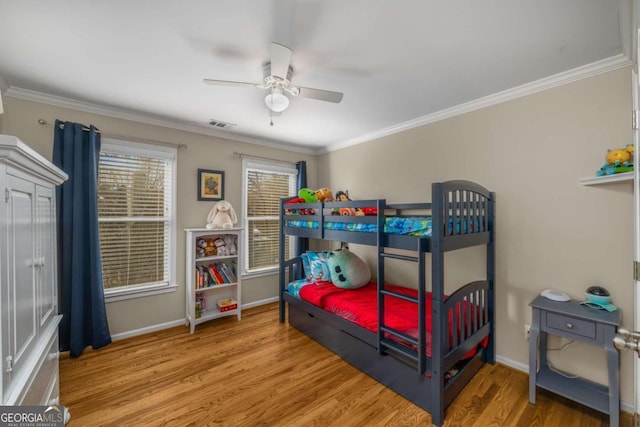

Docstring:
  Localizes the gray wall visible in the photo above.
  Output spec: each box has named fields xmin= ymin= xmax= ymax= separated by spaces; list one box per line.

xmin=318 ymin=66 xmax=634 ymax=404
xmin=1 ymin=96 xmax=317 ymax=336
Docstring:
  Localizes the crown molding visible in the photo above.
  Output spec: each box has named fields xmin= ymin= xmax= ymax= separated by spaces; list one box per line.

xmin=324 ymin=54 xmax=632 ymax=153
xmin=4 ymin=87 xmax=320 ymax=155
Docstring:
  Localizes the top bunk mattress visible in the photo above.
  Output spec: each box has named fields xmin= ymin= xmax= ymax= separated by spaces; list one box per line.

xmin=285 ymin=216 xmax=478 ymax=237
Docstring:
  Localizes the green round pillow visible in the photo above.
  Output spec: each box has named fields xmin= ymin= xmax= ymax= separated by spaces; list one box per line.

xmin=327 ymin=248 xmax=371 ymax=289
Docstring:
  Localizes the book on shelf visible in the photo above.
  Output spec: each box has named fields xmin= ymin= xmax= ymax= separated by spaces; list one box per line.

xmin=196 ymin=266 xmax=219 ymax=289
xmin=215 ymin=263 xmax=232 ymax=283
xmin=208 ymin=264 xmax=225 ymax=284
xmin=204 ymin=270 xmax=213 ymax=287
xmin=218 ymin=263 xmax=236 ymax=282
xmin=206 ymin=265 xmax=216 ymax=284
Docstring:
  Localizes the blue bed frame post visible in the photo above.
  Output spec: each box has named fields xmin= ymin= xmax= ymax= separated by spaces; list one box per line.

xmin=376 ymin=199 xmax=385 ymax=354
xmin=417 ymin=238 xmax=426 ymax=375
xmin=430 ymin=182 xmax=445 ymax=427
xmin=486 ymin=192 xmax=496 ymax=363
xmin=278 ymin=197 xmax=286 ymax=323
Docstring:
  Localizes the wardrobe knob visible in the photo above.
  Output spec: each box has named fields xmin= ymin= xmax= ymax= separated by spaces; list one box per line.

xmin=31 ymin=257 xmax=45 ymax=268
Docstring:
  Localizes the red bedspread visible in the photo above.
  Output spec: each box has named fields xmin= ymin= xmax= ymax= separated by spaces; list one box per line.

xmin=299 ymin=281 xmax=486 ymax=359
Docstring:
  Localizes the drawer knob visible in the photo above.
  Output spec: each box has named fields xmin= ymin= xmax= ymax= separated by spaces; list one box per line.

xmin=566 ymin=322 xmax=573 ymax=329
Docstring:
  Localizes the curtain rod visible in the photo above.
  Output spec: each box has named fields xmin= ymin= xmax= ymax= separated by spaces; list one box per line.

xmin=233 ymin=151 xmax=299 ymax=165
xmin=37 ymin=119 xmax=188 ymax=150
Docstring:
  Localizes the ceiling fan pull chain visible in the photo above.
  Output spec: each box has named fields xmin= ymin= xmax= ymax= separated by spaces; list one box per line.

xmin=270 ymin=88 xmax=274 ymax=126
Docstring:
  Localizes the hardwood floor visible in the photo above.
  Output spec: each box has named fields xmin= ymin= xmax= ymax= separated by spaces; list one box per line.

xmin=60 ymin=303 xmax=633 ymax=426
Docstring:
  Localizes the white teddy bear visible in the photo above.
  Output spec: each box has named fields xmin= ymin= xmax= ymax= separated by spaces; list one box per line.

xmin=206 ymin=200 xmax=238 ymax=230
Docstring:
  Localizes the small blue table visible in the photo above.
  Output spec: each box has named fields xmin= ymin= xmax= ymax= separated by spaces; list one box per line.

xmin=529 ymin=295 xmax=620 ymax=427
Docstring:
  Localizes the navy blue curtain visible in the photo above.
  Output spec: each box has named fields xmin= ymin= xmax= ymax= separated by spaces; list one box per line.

xmin=295 ymin=161 xmax=309 ymax=254
xmin=53 ymin=120 xmax=111 ymax=358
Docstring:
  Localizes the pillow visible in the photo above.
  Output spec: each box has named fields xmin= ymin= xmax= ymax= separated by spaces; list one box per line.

xmin=300 ymin=251 xmax=331 ymax=282
xmin=287 ymin=278 xmax=312 ymax=298
xmin=326 ymin=248 xmax=371 ymax=289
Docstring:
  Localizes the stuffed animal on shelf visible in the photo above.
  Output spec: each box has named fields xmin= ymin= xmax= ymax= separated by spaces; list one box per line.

xmin=327 ymin=246 xmax=371 ymax=289
xmin=213 ymin=237 xmax=227 ymax=256
xmin=196 ymin=238 xmax=207 ymax=258
xmin=206 ymin=200 xmax=238 ymax=229
xmin=204 ymin=239 xmax=217 ymax=257
xmin=223 ymin=235 xmax=237 ymax=255
xmin=596 ymin=144 xmax=634 ymax=176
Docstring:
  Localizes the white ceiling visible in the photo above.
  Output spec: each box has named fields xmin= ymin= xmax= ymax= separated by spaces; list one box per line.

xmin=0 ymin=0 xmax=631 ymax=153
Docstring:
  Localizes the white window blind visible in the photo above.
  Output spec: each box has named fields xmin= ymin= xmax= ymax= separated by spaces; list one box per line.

xmin=98 ymin=139 xmax=176 ymax=296
xmin=243 ymin=159 xmax=297 ymax=274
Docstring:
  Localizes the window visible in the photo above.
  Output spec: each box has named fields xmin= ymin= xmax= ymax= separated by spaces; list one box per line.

xmin=242 ymin=158 xmax=297 ymax=275
xmin=97 ymin=139 xmax=177 ymax=301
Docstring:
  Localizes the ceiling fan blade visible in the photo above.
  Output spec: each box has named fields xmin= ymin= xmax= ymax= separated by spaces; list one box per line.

xmin=295 ymin=86 xmax=343 ymax=103
xmin=203 ymin=79 xmax=259 ymax=89
xmin=270 ymin=42 xmax=292 ymax=79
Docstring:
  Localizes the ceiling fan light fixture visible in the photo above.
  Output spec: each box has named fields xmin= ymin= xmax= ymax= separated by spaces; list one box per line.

xmin=265 ymin=88 xmax=289 ymax=112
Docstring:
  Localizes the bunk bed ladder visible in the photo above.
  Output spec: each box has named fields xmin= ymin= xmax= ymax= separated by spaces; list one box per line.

xmin=376 ymin=204 xmax=427 ymax=374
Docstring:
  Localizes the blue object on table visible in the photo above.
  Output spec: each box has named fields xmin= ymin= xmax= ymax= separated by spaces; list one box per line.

xmin=580 ymin=300 xmax=618 ymax=312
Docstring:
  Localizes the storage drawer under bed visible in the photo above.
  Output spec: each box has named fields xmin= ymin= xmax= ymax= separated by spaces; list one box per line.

xmin=289 ymin=301 xmax=352 ymax=353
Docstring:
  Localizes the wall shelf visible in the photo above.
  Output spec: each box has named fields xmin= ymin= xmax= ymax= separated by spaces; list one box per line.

xmin=579 ymin=172 xmax=633 ymax=186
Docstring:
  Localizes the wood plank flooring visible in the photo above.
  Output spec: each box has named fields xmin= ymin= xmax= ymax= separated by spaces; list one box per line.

xmin=59 ymin=303 xmax=633 ymax=426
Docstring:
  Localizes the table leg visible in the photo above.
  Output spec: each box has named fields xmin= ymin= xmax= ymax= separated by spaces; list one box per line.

xmin=529 ymin=308 xmax=541 ymax=404
xmin=604 ymin=326 xmax=619 ymax=427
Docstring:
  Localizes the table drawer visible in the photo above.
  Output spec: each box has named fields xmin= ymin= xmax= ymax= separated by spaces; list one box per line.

xmin=545 ymin=312 xmax=596 ymax=340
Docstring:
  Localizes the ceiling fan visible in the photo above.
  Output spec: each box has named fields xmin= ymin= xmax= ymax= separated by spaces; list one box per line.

xmin=203 ymin=43 xmax=343 ymax=114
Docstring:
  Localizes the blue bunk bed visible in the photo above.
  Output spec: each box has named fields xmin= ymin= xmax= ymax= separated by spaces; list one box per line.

xmin=278 ymin=180 xmax=495 ymax=427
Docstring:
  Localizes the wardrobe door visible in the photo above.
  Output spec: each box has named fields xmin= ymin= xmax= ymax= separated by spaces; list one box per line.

xmin=35 ymin=185 xmax=56 ymax=328
xmin=3 ymin=174 xmax=36 ymax=398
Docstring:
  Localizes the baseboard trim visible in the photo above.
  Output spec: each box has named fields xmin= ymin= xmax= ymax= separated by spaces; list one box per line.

xmin=496 ymin=354 xmax=634 ymax=414
xmin=110 ymin=319 xmax=186 ymax=341
xmin=242 ymin=296 xmax=278 ymax=310
xmin=110 ymin=298 xmax=279 ymax=341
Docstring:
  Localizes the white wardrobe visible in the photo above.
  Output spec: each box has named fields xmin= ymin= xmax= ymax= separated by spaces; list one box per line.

xmin=0 ymin=134 xmax=67 ymax=405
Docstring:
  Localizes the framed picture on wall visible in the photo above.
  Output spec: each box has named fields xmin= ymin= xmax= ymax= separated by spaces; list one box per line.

xmin=197 ymin=169 xmax=225 ymax=201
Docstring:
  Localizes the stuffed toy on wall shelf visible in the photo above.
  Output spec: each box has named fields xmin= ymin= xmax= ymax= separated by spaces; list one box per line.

xmin=596 ymin=144 xmax=634 ymax=176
